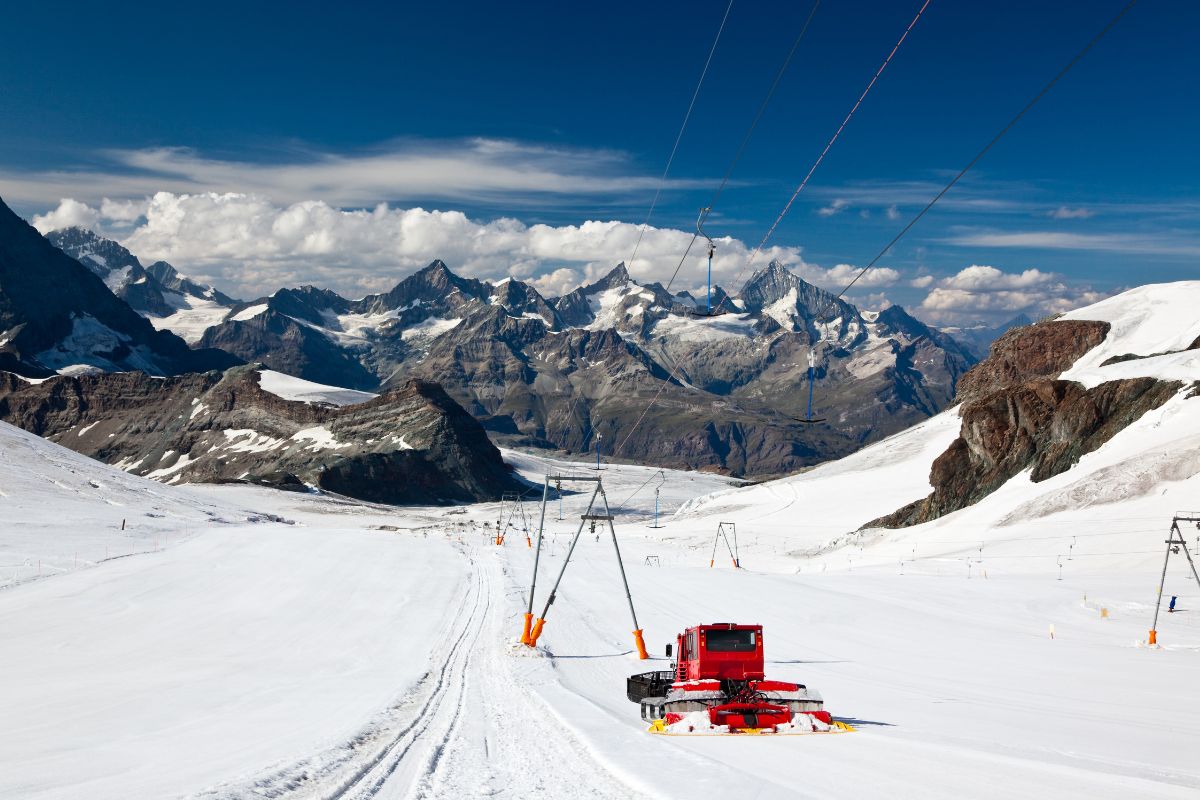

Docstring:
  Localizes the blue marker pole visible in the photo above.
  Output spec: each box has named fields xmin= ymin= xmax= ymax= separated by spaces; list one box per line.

xmin=706 ymin=247 xmax=712 ymax=314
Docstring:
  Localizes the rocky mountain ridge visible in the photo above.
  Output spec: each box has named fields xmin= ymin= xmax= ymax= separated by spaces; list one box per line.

xmin=0 ymin=365 xmax=522 ymax=504
xmin=32 ymin=218 xmax=978 ymax=477
xmin=0 ymin=198 xmax=239 ymax=378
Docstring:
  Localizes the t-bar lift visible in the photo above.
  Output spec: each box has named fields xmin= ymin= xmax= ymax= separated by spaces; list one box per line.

xmin=520 ymin=474 xmax=648 ymax=659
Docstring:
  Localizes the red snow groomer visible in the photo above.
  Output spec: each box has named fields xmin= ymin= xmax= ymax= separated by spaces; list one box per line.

xmin=627 ymin=623 xmax=842 ymax=735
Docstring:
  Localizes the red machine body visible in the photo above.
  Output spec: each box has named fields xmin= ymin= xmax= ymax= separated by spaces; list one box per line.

xmin=627 ymin=623 xmax=831 ymax=733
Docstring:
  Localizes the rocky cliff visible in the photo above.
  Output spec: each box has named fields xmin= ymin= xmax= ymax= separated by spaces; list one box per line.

xmin=0 ymin=365 xmax=522 ymax=504
xmin=871 ymin=318 xmax=1184 ymax=528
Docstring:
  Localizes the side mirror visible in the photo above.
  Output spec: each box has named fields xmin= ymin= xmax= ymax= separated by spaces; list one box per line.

xmin=665 ymin=643 xmax=673 ymax=658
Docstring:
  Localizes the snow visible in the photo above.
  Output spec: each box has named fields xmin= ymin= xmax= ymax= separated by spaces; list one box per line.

xmin=333 ymin=307 xmax=404 ymax=340
xmin=651 ymin=312 xmax=758 ymax=343
xmin=257 ymin=369 xmax=378 ymax=406
xmin=143 ymin=452 xmax=195 ymax=479
xmin=844 ymin=336 xmax=895 ymax=379
xmin=102 ymin=264 xmax=133 ymax=292
xmin=763 ymin=287 xmax=799 ymax=329
xmin=229 ymin=302 xmax=268 ymax=322
xmin=146 ymin=293 xmax=234 ymax=344
xmin=4 ymin=282 xmax=1200 ymax=798
xmin=400 ymin=315 xmax=464 ymax=341
xmin=221 ymin=428 xmax=287 ymax=454
xmin=1060 ymin=282 xmax=1200 ymax=388
xmin=586 ymin=284 xmax=634 ymax=330
xmin=290 ymin=425 xmax=349 ymax=451
xmin=35 ymin=313 xmax=163 ymax=374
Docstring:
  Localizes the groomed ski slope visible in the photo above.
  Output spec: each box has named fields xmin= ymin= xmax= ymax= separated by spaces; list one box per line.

xmin=2 ymin=282 xmax=1200 ymax=798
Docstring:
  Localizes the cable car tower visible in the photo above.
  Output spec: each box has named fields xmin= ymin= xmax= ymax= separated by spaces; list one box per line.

xmin=696 ymin=207 xmax=718 ymax=316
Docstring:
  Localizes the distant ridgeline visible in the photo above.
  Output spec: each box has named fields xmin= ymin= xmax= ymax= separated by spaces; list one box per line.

xmin=2 ymin=193 xmax=1006 ymax=477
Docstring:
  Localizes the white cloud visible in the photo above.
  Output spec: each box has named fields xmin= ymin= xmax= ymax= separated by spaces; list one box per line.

xmin=31 ymin=198 xmax=100 ymax=233
xmin=35 ymin=192 xmax=835 ymax=301
xmin=918 ymin=264 xmax=1108 ymax=325
xmin=819 ymin=263 xmax=900 ymax=288
xmin=1048 ymin=206 xmax=1093 ymax=220
xmin=939 ymin=264 xmax=1056 ymax=291
xmin=943 ymin=229 xmax=1200 ymax=257
xmin=816 ymin=198 xmax=849 ymax=217
xmin=909 ymin=275 xmax=934 ymax=288
xmin=1 ymin=139 xmax=707 ymax=209
xmin=886 ymin=204 xmax=901 ymax=221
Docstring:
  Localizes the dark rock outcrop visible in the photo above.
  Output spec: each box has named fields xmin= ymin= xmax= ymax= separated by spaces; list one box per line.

xmin=955 ymin=319 xmax=1110 ymax=403
xmin=0 ymin=365 xmax=522 ymax=505
xmin=869 ymin=319 xmax=1182 ymax=528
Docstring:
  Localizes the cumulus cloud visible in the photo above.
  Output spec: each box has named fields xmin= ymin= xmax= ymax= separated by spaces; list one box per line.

xmin=820 ymin=263 xmax=900 ymax=288
xmin=938 ymin=264 xmax=1056 ymax=291
xmin=886 ymin=204 xmax=901 ymax=221
xmin=36 ymin=192 xmax=843 ymax=301
xmin=31 ymin=198 xmax=100 ymax=233
xmin=1048 ymin=206 xmax=1093 ymax=219
xmin=918 ymin=263 xmax=1107 ymax=325
xmin=909 ymin=274 xmax=934 ymax=288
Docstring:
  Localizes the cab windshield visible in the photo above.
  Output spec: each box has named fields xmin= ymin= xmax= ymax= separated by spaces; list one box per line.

xmin=705 ymin=629 xmax=757 ymax=652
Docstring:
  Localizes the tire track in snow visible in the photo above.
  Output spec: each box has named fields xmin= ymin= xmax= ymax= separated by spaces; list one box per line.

xmin=409 ymin=548 xmax=637 ymax=800
xmin=324 ymin=549 xmax=488 ymax=800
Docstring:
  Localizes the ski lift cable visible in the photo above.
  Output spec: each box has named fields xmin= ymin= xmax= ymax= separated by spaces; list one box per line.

xmin=625 ymin=0 xmax=735 ymax=275
xmin=568 ymin=0 xmax=821 ymax=457
xmin=730 ymin=0 xmax=932 ymax=300
xmin=614 ymin=0 xmax=1139 ymax=462
xmin=559 ymin=0 xmax=735 ymax=450
xmin=809 ymin=0 xmax=1139 ymax=326
xmin=662 ymin=0 xmax=823 ymax=295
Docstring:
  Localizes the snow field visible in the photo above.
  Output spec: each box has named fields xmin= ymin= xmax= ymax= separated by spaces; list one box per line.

xmin=5 ymin=281 xmax=1200 ymax=798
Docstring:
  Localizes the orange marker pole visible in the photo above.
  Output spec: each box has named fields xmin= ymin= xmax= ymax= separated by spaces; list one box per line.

xmin=528 ymin=617 xmax=546 ymax=646
xmin=633 ymin=628 xmax=649 ymax=660
xmin=520 ymin=612 xmax=533 ymax=645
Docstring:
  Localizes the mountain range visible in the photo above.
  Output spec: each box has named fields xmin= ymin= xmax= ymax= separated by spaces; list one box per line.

xmin=32 ymin=207 xmax=990 ymax=477
xmin=0 ymin=201 xmax=238 ymax=379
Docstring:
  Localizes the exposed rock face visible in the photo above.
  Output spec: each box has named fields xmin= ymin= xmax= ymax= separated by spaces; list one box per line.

xmin=46 ymin=227 xmax=238 ymax=334
xmin=955 ymin=319 xmax=1111 ymax=403
xmin=870 ymin=319 xmax=1181 ymax=528
xmin=0 ymin=366 xmax=522 ymax=505
xmin=175 ymin=259 xmax=977 ymax=477
xmin=0 ymin=198 xmax=239 ymax=377
xmin=937 ymin=313 xmax=1034 ymax=361
xmin=26 ymin=205 xmax=979 ymax=476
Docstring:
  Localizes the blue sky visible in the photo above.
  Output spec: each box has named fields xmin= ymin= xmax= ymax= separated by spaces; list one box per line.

xmin=1 ymin=0 xmax=1194 ymax=324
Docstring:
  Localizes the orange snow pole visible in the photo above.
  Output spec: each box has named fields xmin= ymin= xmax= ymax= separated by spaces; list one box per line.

xmin=521 ymin=612 xmax=533 ymax=645
xmin=1149 ymin=629 xmax=1157 ymax=645
xmin=709 ymin=559 xmax=714 ymax=568
xmin=526 ymin=534 xmax=532 ymax=548
xmin=528 ymin=617 xmax=546 ymax=646
xmin=633 ymin=628 xmax=648 ymax=660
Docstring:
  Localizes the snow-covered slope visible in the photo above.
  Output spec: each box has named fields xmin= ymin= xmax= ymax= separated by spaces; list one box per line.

xmin=673 ymin=281 xmax=1200 ymax=578
xmin=5 ymin=282 xmax=1199 ymax=800
xmin=0 ymin=421 xmax=266 ymax=588
xmin=1060 ymin=281 xmax=1200 ymax=388
xmin=257 ymin=368 xmax=378 ymax=406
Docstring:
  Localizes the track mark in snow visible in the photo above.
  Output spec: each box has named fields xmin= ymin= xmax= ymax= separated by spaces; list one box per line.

xmin=189 ymin=543 xmax=635 ymax=800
